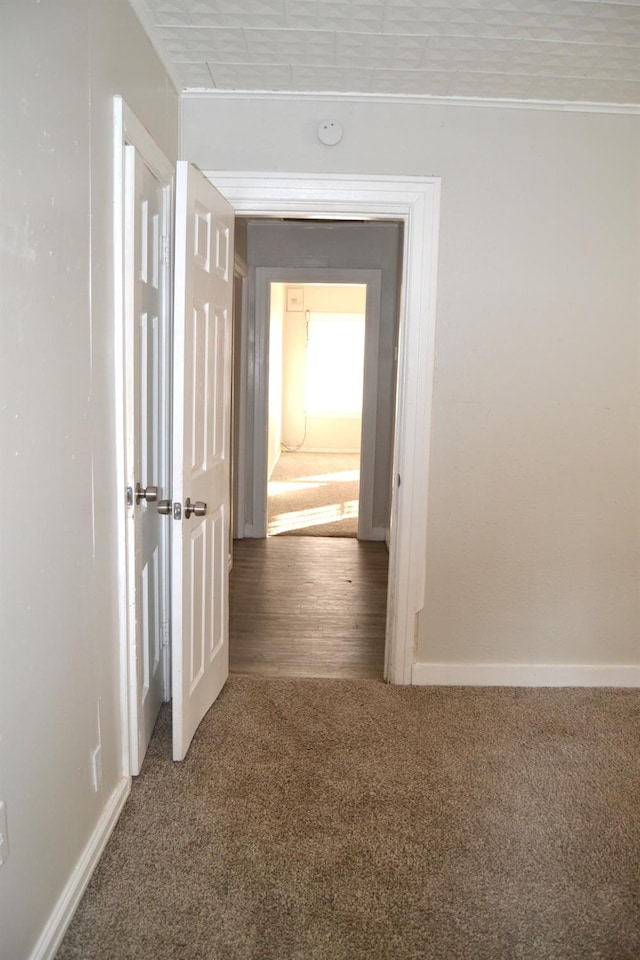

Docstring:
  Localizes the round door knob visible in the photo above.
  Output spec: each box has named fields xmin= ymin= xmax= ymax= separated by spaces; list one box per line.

xmin=135 ymin=483 xmax=158 ymax=504
xmin=157 ymin=499 xmax=172 ymax=515
xmin=184 ymin=497 xmax=207 ymax=519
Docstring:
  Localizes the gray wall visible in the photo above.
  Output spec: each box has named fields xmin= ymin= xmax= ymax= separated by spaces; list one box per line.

xmin=245 ymin=219 xmax=402 ymax=533
xmin=0 ymin=3 xmax=178 ymax=956
xmin=183 ymin=94 xmax=640 ymax=672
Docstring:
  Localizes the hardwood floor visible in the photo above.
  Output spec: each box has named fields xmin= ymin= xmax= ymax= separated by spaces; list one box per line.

xmin=229 ymin=536 xmax=388 ymax=680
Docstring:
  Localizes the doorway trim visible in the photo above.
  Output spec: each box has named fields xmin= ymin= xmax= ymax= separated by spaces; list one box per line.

xmin=205 ymin=173 xmax=441 ymax=684
xmin=253 ymin=267 xmax=383 ymax=541
xmin=231 ymin=255 xmax=249 ymax=543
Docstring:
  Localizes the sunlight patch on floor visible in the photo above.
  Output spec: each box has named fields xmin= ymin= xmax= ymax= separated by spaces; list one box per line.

xmin=268 ymin=500 xmax=359 ymax=536
xmin=267 ymin=469 xmax=360 ymax=500
xmin=268 ymin=479 xmax=325 ymax=496
xmin=297 ymin=469 xmax=361 ymax=484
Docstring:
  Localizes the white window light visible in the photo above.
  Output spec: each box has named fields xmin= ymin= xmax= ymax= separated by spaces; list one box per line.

xmin=304 ymin=313 xmax=365 ymax=416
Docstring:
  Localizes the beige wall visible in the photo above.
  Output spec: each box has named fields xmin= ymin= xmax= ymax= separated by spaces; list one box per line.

xmin=185 ymin=95 xmax=640 ymax=670
xmin=0 ymin=3 xmax=179 ymax=957
xmin=281 ymin=284 xmax=366 ymax=453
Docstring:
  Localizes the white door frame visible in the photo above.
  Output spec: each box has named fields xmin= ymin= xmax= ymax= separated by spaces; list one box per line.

xmin=114 ymin=97 xmax=174 ymax=775
xmin=231 ymin=254 xmax=249 ymax=542
xmin=252 ymin=267 xmax=383 ymax=541
xmin=205 ymin=173 xmax=441 ymax=685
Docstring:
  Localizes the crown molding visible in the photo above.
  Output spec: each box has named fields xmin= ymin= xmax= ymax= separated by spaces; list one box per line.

xmin=181 ymin=88 xmax=640 ymax=116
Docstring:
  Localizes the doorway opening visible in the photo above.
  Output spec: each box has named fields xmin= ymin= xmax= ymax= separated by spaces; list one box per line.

xmin=242 ymin=251 xmax=392 ymax=544
xmin=215 ymin=182 xmax=440 ymax=683
xmin=266 ymin=281 xmax=367 ymax=539
xmin=228 ymin=221 xmax=404 ymax=681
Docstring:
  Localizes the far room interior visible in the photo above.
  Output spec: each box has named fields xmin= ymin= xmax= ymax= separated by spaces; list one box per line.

xmin=267 ymin=281 xmax=367 ymax=539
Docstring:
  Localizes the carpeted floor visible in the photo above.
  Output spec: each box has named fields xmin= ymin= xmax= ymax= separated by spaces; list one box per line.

xmin=268 ymin=452 xmax=360 ymax=537
xmin=57 ymin=676 xmax=640 ymax=960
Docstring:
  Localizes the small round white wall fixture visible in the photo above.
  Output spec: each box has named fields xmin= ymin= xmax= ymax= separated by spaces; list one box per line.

xmin=317 ymin=120 xmax=343 ymax=146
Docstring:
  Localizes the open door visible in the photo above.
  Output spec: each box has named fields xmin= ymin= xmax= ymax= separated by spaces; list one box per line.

xmin=172 ymin=162 xmax=235 ymax=761
xmin=125 ymin=143 xmax=171 ymax=776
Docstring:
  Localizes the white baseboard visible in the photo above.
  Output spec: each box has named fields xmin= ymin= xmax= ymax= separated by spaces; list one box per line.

xmin=412 ymin=661 xmax=640 ymax=687
xmin=30 ymin=777 xmax=131 ymax=960
xmin=293 ymin=447 xmax=361 ymax=454
xmin=358 ymin=526 xmax=387 ymax=542
xmin=267 ymin=452 xmax=280 ymax=481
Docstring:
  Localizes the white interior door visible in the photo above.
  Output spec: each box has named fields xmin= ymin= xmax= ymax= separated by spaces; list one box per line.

xmin=172 ymin=162 xmax=234 ymax=762
xmin=125 ymin=145 xmax=170 ymax=775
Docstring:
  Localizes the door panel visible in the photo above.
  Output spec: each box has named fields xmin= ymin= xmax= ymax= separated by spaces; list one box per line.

xmin=172 ymin=162 xmax=234 ymax=762
xmin=126 ymin=146 xmax=169 ymax=775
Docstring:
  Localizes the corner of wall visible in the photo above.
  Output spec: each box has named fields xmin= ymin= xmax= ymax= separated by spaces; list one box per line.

xmin=28 ymin=778 xmax=130 ymax=960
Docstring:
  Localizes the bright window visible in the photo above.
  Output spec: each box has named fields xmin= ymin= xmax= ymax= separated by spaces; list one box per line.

xmin=305 ymin=313 xmax=365 ymax=415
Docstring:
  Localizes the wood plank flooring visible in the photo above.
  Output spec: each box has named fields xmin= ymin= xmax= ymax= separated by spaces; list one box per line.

xmin=229 ymin=536 xmax=388 ymax=680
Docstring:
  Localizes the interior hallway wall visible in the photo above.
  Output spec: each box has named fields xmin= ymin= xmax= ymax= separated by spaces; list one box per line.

xmin=0 ymin=3 xmax=179 ymax=957
xmin=183 ymin=94 xmax=640 ymax=672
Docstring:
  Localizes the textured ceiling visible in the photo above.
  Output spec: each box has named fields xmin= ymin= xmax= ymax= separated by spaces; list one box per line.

xmin=140 ymin=0 xmax=640 ymax=105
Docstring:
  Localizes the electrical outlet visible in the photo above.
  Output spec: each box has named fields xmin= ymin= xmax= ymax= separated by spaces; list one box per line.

xmin=0 ymin=801 xmax=9 ymax=866
xmin=90 ymin=745 xmax=102 ymax=793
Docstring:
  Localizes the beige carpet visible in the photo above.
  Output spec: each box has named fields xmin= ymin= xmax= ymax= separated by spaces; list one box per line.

xmin=268 ymin=452 xmax=359 ymax=538
xmin=58 ymin=677 xmax=640 ymax=960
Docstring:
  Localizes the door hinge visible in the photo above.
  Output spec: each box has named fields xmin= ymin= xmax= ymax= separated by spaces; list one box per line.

xmin=161 ymin=234 xmax=170 ymax=266
xmin=161 ymin=621 xmax=170 ymax=648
